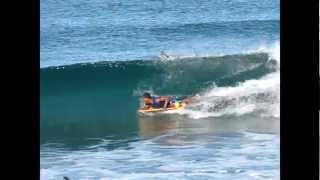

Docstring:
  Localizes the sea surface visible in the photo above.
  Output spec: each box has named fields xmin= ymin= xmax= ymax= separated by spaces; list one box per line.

xmin=41 ymin=0 xmax=280 ymax=179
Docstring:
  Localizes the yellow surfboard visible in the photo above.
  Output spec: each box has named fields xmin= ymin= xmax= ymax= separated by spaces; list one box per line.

xmin=138 ymin=102 xmax=186 ymax=113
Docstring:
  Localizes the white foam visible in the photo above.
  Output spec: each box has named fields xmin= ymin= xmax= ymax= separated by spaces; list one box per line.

xmin=41 ymin=132 xmax=279 ymax=180
xmin=248 ymin=41 xmax=280 ymax=64
xmin=178 ymin=42 xmax=280 ymax=119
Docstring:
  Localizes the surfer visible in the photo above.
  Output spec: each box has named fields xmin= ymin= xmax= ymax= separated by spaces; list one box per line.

xmin=142 ymin=92 xmax=173 ymax=109
xmin=141 ymin=92 xmax=198 ymax=110
xmin=159 ymin=51 xmax=170 ymax=60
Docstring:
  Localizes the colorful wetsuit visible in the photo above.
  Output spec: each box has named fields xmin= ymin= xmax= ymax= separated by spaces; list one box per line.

xmin=150 ymin=96 xmax=174 ymax=108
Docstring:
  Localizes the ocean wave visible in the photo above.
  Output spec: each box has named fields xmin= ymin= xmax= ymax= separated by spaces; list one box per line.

xmin=172 ymin=42 xmax=280 ymax=119
xmin=40 ymin=45 xmax=279 ymax=141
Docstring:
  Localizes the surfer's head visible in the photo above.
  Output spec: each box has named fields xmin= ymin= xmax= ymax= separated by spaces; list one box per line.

xmin=143 ymin=92 xmax=152 ymax=103
xmin=143 ymin=92 xmax=151 ymax=99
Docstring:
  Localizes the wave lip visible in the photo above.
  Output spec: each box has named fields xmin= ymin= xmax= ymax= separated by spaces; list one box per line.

xmin=176 ymin=42 xmax=280 ymax=120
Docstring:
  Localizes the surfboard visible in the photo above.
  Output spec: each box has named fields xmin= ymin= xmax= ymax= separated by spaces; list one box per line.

xmin=138 ymin=102 xmax=186 ymax=113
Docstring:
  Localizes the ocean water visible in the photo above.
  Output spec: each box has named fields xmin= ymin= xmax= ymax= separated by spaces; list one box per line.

xmin=40 ymin=0 xmax=280 ymax=179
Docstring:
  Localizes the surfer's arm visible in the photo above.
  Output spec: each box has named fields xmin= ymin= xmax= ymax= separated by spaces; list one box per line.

xmin=143 ymin=104 xmax=152 ymax=109
xmin=163 ymin=99 xmax=169 ymax=109
xmin=160 ymin=96 xmax=171 ymax=109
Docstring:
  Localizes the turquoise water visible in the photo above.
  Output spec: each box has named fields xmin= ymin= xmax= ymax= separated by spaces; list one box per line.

xmin=41 ymin=0 xmax=279 ymax=67
xmin=40 ymin=0 xmax=280 ymax=179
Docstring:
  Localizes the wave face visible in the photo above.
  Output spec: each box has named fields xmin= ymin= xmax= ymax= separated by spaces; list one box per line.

xmin=40 ymin=51 xmax=278 ymax=143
